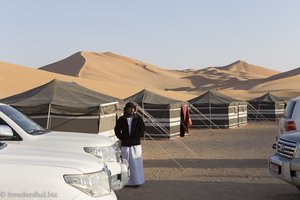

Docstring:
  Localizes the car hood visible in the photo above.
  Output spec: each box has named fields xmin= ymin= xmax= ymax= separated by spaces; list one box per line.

xmin=0 ymin=143 xmax=105 ymax=173
xmin=26 ymin=131 xmax=116 ymax=152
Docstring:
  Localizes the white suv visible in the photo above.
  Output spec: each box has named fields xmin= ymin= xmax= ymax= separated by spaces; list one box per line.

xmin=278 ymin=96 xmax=300 ymax=136
xmin=0 ymin=141 xmax=117 ymax=200
xmin=0 ymin=103 xmax=129 ymax=190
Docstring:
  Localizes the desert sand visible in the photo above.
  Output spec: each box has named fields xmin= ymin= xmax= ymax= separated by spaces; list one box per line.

xmin=0 ymin=61 xmax=196 ymax=101
xmin=1 ymin=51 xmax=300 ymax=101
xmin=115 ymin=122 xmax=300 ymax=200
xmin=1 ymin=52 xmax=300 ymax=200
xmin=1 ymin=51 xmax=299 ymax=102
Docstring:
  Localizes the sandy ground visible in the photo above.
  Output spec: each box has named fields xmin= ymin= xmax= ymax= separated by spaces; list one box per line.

xmin=115 ymin=122 xmax=300 ymax=200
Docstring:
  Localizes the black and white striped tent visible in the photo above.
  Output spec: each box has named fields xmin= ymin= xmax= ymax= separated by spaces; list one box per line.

xmin=247 ymin=92 xmax=286 ymax=121
xmin=188 ymin=90 xmax=247 ymax=128
xmin=124 ymin=89 xmax=186 ymax=139
xmin=0 ymin=79 xmax=121 ymax=137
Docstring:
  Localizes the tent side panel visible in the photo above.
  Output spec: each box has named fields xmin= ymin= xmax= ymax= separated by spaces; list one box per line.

xmin=238 ymin=105 xmax=248 ymax=126
xmin=30 ymin=115 xmax=99 ymax=133
xmin=275 ymin=103 xmax=286 ymax=119
xmin=141 ymin=108 xmax=181 ymax=139
xmin=190 ymin=107 xmax=211 ymax=128
xmin=212 ymin=106 xmax=233 ymax=128
xmin=247 ymin=102 xmax=284 ymax=121
xmin=190 ymin=106 xmax=237 ymax=128
xmin=99 ymin=113 xmax=117 ymax=133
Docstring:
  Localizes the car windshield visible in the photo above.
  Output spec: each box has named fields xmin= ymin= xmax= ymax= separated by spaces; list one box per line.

xmin=0 ymin=105 xmax=48 ymax=135
xmin=284 ymin=101 xmax=296 ymax=118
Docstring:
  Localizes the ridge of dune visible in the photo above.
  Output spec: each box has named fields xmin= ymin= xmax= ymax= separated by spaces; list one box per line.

xmin=0 ymin=61 xmax=195 ymax=101
xmin=203 ymin=60 xmax=280 ymax=79
xmin=40 ymin=51 xmax=193 ymax=91
xmin=174 ymin=60 xmax=279 ymax=92
xmin=233 ymin=66 xmax=300 ymax=97
xmin=252 ymin=73 xmax=300 ymax=91
xmin=266 ymin=67 xmax=300 ymax=81
xmin=40 ymin=52 xmax=86 ymax=76
xmin=219 ymin=60 xmax=279 ymax=76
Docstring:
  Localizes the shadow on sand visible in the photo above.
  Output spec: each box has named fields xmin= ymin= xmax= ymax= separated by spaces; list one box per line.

xmin=143 ymin=158 xmax=268 ymax=169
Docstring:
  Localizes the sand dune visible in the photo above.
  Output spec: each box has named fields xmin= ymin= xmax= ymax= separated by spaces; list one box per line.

xmin=1 ymin=51 xmax=300 ymax=101
xmin=40 ymin=52 xmax=294 ymax=99
xmin=0 ymin=61 xmax=195 ymax=101
xmin=266 ymin=67 xmax=300 ymax=81
xmin=41 ymin=51 xmax=193 ymax=91
xmin=216 ymin=60 xmax=279 ymax=78
xmin=172 ymin=60 xmax=280 ymax=92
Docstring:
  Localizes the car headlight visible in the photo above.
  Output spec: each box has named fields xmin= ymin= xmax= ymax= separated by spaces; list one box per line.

xmin=84 ymin=143 xmax=121 ymax=162
xmin=112 ymin=143 xmax=121 ymax=162
xmin=64 ymin=169 xmax=111 ymax=197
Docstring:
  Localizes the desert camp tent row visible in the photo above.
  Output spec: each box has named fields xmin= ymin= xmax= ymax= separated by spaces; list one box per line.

xmin=0 ymin=81 xmax=191 ymax=140
xmin=0 ymin=79 xmax=121 ymax=137
xmin=0 ymin=79 xmax=289 ymax=137
xmin=124 ymin=89 xmax=189 ymax=139
xmin=247 ymin=92 xmax=286 ymax=121
xmin=188 ymin=90 xmax=247 ymax=129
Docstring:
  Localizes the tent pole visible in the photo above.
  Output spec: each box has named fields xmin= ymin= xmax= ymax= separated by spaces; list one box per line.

xmin=142 ymin=102 xmax=145 ymax=141
xmin=209 ymin=102 xmax=211 ymax=128
xmin=46 ymin=103 xmax=51 ymax=129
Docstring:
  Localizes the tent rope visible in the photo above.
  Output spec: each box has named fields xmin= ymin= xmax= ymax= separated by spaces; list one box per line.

xmin=133 ymin=103 xmax=199 ymax=159
xmin=189 ymin=104 xmax=229 ymax=135
xmin=144 ymin=131 xmax=184 ymax=169
xmin=247 ymin=103 xmax=272 ymax=125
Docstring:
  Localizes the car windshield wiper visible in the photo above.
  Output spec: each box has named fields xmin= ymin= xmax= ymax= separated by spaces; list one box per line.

xmin=28 ymin=129 xmax=48 ymax=135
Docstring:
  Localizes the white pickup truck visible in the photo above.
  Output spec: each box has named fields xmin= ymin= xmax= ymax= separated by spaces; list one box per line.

xmin=0 ymin=141 xmax=117 ymax=200
xmin=268 ymin=131 xmax=300 ymax=189
xmin=278 ymin=97 xmax=300 ymax=136
xmin=0 ymin=103 xmax=129 ymax=190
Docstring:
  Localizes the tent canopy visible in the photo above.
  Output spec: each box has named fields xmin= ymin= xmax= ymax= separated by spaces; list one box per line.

xmin=124 ymin=89 xmax=183 ymax=109
xmin=248 ymin=92 xmax=286 ymax=103
xmin=0 ymin=79 xmax=122 ymax=115
xmin=188 ymin=90 xmax=246 ymax=106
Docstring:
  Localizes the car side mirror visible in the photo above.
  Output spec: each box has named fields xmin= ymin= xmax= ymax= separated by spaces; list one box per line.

xmin=0 ymin=125 xmax=14 ymax=137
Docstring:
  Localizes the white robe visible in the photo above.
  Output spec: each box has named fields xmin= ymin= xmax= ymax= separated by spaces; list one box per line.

xmin=121 ymin=117 xmax=145 ymax=185
xmin=121 ymin=145 xmax=145 ymax=185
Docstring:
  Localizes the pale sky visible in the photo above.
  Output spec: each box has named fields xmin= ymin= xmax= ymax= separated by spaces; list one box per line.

xmin=1 ymin=0 xmax=300 ymax=72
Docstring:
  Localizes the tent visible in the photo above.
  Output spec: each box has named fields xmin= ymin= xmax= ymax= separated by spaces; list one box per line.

xmin=0 ymin=79 xmax=121 ymax=136
xmin=247 ymin=92 xmax=286 ymax=121
xmin=188 ymin=90 xmax=247 ymax=128
xmin=124 ymin=89 xmax=190 ymax=139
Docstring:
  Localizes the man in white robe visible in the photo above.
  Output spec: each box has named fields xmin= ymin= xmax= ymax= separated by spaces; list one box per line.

xmin=114 ymin=102 xmax=145 ymax=187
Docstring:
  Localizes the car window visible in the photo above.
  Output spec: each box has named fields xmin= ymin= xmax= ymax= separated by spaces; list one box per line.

xmin=284 ymin=100 xmax=296 ymax=118
xmin=0 ymin=105 xmax=47 ymax=135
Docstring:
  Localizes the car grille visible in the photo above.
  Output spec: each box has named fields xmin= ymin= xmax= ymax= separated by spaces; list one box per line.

xmin=277 ymin=138 xmax=297 ymax=159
